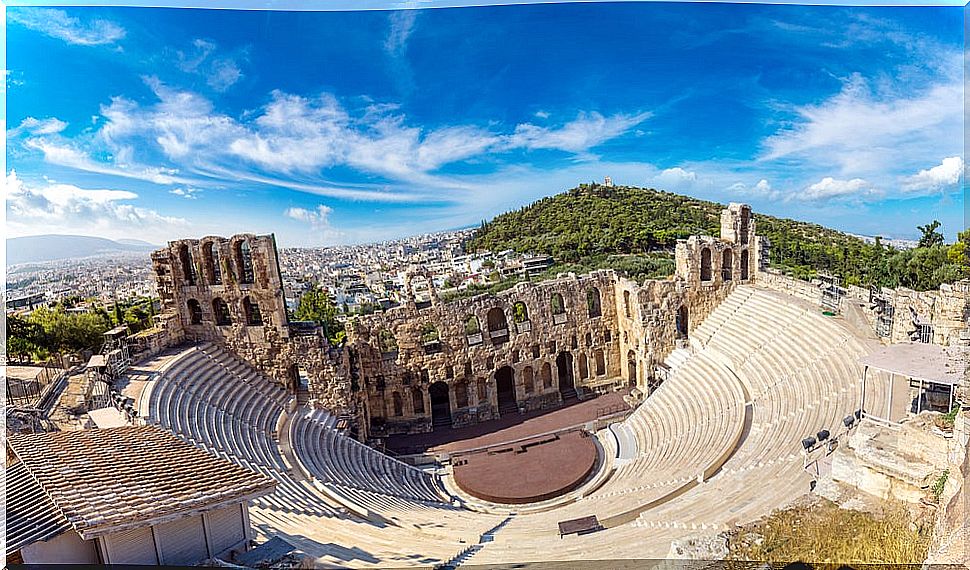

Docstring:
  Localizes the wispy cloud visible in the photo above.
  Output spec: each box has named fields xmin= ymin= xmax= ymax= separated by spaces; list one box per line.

xmin=508 ymin=111 xmax=652 ymax=156
xmin=9 ymin=8 xmax=125 ymax=46
xmin=385 ymin=10 xmax=418 ymax=57
xmin=176 ymin=39 xmax=246 ymax=92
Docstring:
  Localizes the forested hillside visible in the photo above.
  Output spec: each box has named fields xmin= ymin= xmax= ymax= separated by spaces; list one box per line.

xmin=466 ymin=183 xmax=967 ymax=290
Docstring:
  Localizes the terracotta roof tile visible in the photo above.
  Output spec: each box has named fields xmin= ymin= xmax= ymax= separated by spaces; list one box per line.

xmin=7 ymin=425 xmax=276 ymax=539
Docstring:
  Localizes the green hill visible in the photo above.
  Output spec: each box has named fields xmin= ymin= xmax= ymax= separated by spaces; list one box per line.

xmin=466 ymin=183 xmax=965 ymax=290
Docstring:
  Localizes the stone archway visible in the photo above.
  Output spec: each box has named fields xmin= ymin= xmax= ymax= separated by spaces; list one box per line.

xmin=556 ymin=352 xmax=576 ymax=401
xmin=495 ymin=366 xmax=517 ymax=415
xmin=429 ymin=381 xmax=451 ymax=429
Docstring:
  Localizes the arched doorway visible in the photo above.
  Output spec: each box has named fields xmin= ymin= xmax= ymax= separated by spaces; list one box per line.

xmin=556 ymin=352 xmax=576 ymax=401
xmin=429 ymin=381 xmax=451 ymax=429
xmin=676 ymin=305 xmax=689 ymax=339
xmin=495 ymin=366 xmax=517 ymax=415
xmin=627 ymin=350 xmax=637 ymax=387
xmin=740 ymin=250 xmax=750 ymax=280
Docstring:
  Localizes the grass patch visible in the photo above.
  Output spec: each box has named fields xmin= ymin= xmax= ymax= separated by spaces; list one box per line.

xmin=727 ymin=498 xmax=931 ymax=565
xmin=935 ymin=407 xmax=959 ymax=431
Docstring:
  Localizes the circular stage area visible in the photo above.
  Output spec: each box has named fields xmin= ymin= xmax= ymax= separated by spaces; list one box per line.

xmin=452 ymin=430 xmax=598 ymax=504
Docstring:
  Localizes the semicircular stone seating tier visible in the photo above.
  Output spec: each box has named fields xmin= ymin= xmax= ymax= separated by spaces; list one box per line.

xmin=141 ymin=283 xmax=890 ymax=567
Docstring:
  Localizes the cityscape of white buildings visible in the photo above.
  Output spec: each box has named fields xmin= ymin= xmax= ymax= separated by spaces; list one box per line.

xmin=6 ymin=229 xmax=554 ymax=316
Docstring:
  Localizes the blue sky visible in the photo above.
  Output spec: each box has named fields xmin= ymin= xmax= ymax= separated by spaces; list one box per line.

xmin=5 ymin=3 xmax=965 ymax=246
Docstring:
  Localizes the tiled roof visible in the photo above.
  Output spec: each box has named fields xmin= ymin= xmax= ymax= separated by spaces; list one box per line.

xmin=7 ymin=425 xmax=276 ymax=539
xmin=5 ymin=462 xmax=72 ymax=555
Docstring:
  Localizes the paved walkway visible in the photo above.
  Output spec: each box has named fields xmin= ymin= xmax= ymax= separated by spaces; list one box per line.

xmin=386 ymin=389 xmax=631 ymax=455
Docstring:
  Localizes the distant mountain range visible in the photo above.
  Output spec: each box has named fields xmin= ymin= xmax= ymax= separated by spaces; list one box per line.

xmin=7 ymin=235 xmax=159 ymax=266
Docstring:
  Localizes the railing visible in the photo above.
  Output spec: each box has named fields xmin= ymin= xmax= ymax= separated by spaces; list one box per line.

xmin=553 ymin=313 xmax=567 ymax=325
xmin=466 ymin=332 xmax=484 ymax=346
xmin=514 ymin=321 xmax=531 ymax=333
xmin=488 ymin=328 xmax=509 ymax=339
xmin=6 ymin=356 xmax=67 ymax=408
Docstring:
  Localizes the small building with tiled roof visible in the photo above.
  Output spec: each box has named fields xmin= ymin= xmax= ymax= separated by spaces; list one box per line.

xmin=6 ymin=425 xmax=276 ymax=565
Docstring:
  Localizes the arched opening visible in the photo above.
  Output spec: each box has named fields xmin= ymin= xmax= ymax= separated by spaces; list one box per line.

xmin=486 ymin=307 xmax=509 ymax=344
xmin=722 ymin=248 xmax=733 ymax=281
xmin=551 ymin=293 xmax=567 ymax=325
xmin=700 ymin=248 xmax=712 ymax=282
xmin=676 ymin=305 xmax=689 ymax=339
xmin=740 ymin=249 xmax=750 ymax=280
xmin=623 ymin=290 xmax=632 ymax=318
xmin=556 ymin=352 xmax=576 ymax=400
xmin=430 ymin=381 xmax=451 ymax=429
xmin=411 ymin=387 xmax=425 ymax=415
xmin=587 ymin=287 xmax=602 ymax=318
xmin=739 ymin=206 xmax=750 ymax=245
xmin=243 ymin=297 xmax=263 ymax=326
xmin=627 ymin=350 xmax=637 ymax=387
xmin=419 ymin=323 xmax=441 ymax=353
xmin=495 ymin=366 xmax=517 ymax=414
xmin=203 ymin=242 xmax=222 ymax=285
xmin=578 ymin=354 xmax=589 ymax=379
xmin=512 ymin=301 xmax=531 ymax=333
xmin=476 ymin=378 xmax=487 ymax=405
xmin=212 ymin=298 xmax=231 ymax=326
xmin=179 ymin=244 xmax=196 ymax=286
xmin=464 ymin=315 xmax=483 ymax=345
xmin=187 ymin=299 xmax=203 ymax=325
xmin=454 ymin=379 xmax=469 ymax=408
xmin=540 ymin=362 xmax=553 ymax=389
xmin=234 ymin=239 xmax=255 ymax=285
xmin=379 ymin=330 xmax=398 ymax=357
xmin=594 ymin=349 xmax=606 ymax=376
xmin=391 ymin=392 xmax=403 ymax=416
xmin=522 ymin=366 xmax=535 ymax=394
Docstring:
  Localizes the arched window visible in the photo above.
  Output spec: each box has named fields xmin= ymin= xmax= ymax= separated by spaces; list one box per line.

xmin=523 ymin=366 xmax=535 ymax=394
xmin=203 ymin=242 xmax=222 ymax=285
xmin=740 ymin=249 xmax=750 ymax=280
xmin=419 ymin=323 xmax=440 ymax=348
xmin=411 ymin=387 xmax=425 ymax=414
xmin=550 ymin=293 xmax=565 ymax=315
xmin=722 ymin=248 xmax=733 ymax=281
xmin=212 ymin=298 xmax=231 ymax=325
xmin=578 ymin=354 xmax=589 ymax=379
xmin=623 ymin=290 xmax=632 ymax=318
xmin=392 ymin=392 xmax=403 ymax=416
xmin=540 ymin=362 xmax=553 ymax=389
xmin=464 ymin=315 xmax=483 ymax=346
xmin=587 ymin=287 xmax=602 ymax=318
xmin=234 ymin=239 xmax=255 ymax=285
xmin=512 ymin=301 xmax=529 ymax=323
xmin=179 ymin=244 xmax=196 ymax=285
xmin=739 ymin=206 xmax=751 ymax=245
xmin=187 ymin=299 xmax=203 ymax=325
xmin=454 ymin=380 xmax=469 ymax=408
xmin=700 ymin=247 xmax=712 ymax=282
xmin=243 ymin=297 xmax=263 ymax=326
xmin=379 ymin=330 xmax=398 ymax=354
xmin=594 ymin=349 xmax=606 ymax=376
xmin=486 ymin=307 xmax=508 ymax=343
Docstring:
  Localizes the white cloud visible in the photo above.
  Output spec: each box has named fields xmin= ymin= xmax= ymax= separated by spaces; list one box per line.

xmin=24 ymin=137 xmax=191 ymax=185
xmin=508 ymin=111 xmax=652 ymax=155
xmin=902 ymin=156 xmax=963 ymax=193
xmin=176 ymin=39 xmax=244 ymax=92
xmin=727 ymin=178 xmax=781 ymax=200
xmin=5 ymin=170 xmax=188 ymax=241
xmin=656 ymin=167 xmax=697 ymax=184
xmin=761 ymin=71 xmax=962 ymax=180
xmin=169 ymin=187 xmax=201 ymax=199
xmin=801 ymin=176 xmax=877 ymax=201
xmin=285 ymin=205 xmax=332 ymax=225
xmin=385 ymin=10 xmax=418 ymax=56
xmin=534 ymin=110 xmax=551 ymax=119
xmin=8 ymin=117 xmax=68 ymax=137
xmin=9 ymin=8 xmax=125 ymax=46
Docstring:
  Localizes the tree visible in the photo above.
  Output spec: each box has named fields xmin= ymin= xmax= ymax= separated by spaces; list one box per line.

xmin=294 ymin=284 xmax=345 ymax=345
xmin=917 ymin=220 xmax=945 ymax=248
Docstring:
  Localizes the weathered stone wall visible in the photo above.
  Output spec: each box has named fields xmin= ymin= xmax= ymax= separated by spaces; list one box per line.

xmin=151 ymin=233 xmax=356 ymax=419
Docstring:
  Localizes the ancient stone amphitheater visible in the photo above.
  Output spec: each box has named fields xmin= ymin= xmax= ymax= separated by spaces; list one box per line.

xmin=127 ymin=203 xmax=967 ymax=566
